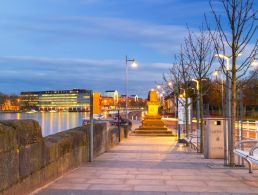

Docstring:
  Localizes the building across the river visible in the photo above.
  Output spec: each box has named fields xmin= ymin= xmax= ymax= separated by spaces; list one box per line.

xmin=20 ymin=89 xmax=91 ymax=111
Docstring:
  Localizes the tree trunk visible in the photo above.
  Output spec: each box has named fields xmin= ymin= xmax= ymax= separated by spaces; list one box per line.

xmin=230 ymin=53 xmax=237 ymax=167
xmin=199 ymin=81 xmax=205 ymax=153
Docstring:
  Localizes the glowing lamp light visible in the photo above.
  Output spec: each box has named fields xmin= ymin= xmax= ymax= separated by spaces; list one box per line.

xmin=168 ymin=82 xmax=172 ymax=87
xmin=131 ymin=61 xmax=138 ymax=68
xmin=213 ymin=70 xmax=219 ymax=77
xmin=157 ymin=85 xmax=161 ymax=89
xmin=251 ymin=59 xmax=258 ymax=67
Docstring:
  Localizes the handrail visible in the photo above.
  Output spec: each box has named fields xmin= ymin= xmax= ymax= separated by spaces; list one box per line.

xmin=250 ymin=143 xmax=258 ymax=156
xmin=234 ymin=139 xmax=258 ymax=173
xmin=235 ymin=139 xmax=258 ymax=148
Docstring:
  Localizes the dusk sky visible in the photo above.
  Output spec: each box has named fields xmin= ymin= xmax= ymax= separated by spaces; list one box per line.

xmin=0 ymin=0 xmax=257 ymax=97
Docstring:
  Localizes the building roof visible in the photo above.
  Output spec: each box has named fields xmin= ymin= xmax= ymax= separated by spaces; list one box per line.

xmin=21 ymin=89 xmax=91 ymax=95
xmin=105 ymin=90 xmax=118 ymax=93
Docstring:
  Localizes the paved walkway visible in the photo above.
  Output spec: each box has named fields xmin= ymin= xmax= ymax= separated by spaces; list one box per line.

xmin=36 ymin=136 xmax=258 ymax=195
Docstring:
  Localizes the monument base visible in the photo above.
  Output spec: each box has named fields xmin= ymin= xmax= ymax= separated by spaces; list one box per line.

xmin=133 ymin=115 xmax=173 ymax=136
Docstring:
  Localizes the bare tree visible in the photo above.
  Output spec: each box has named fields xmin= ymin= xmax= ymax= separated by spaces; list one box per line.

xmin=207 ymin=0 xmax=257 ymax=166
xmin=163 ymin=47 xmax=193 ymax=138
xmin=184 ymin=25 xmax=215 ymax=153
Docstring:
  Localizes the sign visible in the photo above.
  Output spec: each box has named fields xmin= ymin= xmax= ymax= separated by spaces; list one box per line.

xmin=178 ymin=98 xmax=191 ymax=125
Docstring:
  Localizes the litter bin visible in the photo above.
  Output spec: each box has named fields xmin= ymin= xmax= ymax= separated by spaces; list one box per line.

xmin=204 ymin=118 xmax=226 ymax=159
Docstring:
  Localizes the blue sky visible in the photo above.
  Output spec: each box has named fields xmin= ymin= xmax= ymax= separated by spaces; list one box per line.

xmin=0 ymin=0 xmax=257 ymax=97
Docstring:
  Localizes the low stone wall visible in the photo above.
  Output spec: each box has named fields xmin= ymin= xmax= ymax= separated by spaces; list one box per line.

xmin=0 ymin=119 xmax=131 ymax=195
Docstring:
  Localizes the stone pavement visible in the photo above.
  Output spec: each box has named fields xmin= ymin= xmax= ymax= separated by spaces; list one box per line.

xmin=35 ymin=136 xmax=258 ymax=195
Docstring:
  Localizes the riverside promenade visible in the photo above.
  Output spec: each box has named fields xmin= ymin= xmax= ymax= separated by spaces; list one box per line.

xmin=35 ymin=136 xmax=258 ymax=195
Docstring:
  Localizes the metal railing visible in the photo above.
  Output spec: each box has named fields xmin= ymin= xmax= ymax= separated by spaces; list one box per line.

xmin=238 ymin=120 xmax=258 ymax=140
xmin=236 ymin=120 xmax=258 ymax=167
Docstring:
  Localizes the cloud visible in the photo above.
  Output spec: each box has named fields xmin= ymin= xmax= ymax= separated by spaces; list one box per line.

xmin=0 ymin=55 xmax=168 ymax=96
xmin=3 ymin=16 xmax=190 ymax=54
xmin=0 ymin=56 xmax=121 ymax=67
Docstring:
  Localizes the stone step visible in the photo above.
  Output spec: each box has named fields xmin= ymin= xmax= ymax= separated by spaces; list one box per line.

xmin=131 ymin=131 xmax=173 ymax=136
xmin=141 ymin=122 xmax=165 ymax=126
xmin=136 ymin=127 xmax=168 ymax=131
xmin=133 ymin=130 xmax=173 ymax=135
xmin=134 ymin=130 xmax=171 ymax=133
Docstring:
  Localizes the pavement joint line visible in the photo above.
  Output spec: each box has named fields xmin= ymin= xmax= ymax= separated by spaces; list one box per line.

xmin=29 ymin=167 xmax=80 ymax=195
xmin=35 ymin=136 xmax=258 ymax=194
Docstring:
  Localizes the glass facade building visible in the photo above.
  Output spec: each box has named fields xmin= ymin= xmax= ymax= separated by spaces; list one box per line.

xmin=20 ymin=89 xmax=91 ymax=111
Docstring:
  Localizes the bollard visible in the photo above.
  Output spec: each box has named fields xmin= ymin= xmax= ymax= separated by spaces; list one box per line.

xmin=246 ymin=121 xmax=250 ymax=138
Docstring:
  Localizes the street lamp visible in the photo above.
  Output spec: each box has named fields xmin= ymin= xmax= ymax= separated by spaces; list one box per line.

xmin=192 ymin=78 xmax=207 ymax=152
xmin=214 ymin=53 xmax=242 ymax=166
xmin=179 ymin=88 xmax=186 ymax=97
xmin=251 ymin=58 xmax=258 ymax=67
xmin=213 ymin=70 xmax=219 ymax=77
xmin=214 ymin=53 xmax=232 ymax=166
xmin=192 ymin=79 xmax=200 ymax=152
xmin=214 ymin=54 xmax=230 ymax=70
xmin=125 ymin=56 xmax=138 ymax=120
xmin=213 ymin=70 xmax=224 ymax=116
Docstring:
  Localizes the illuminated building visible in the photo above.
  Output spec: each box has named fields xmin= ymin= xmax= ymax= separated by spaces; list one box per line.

xmin=20 ymin=89 xmax=91 ymax=111
xmin=93 ymin=92 xmax=102 ymax=114
xmin=105 ymin=90 xmax=119 ymax=104
xmin=130 ymin=95 xmax=139 ymax=102
xmin=0 ymin=100 xmax=20 ymax=111
xmin=101 ymin=96 xmax=115 ymax=110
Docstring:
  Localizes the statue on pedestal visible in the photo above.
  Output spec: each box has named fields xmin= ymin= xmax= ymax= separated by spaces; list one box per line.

xmin=134 ymin=90 xmax=172 ymax=136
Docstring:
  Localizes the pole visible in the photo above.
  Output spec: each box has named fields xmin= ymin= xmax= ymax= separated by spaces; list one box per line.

xmin=221 ymin=74 xmax=224 ymax=116
xmin=125 ymin=56 xmax=128 ymax=120
xmin=196 ymin=81 xmax=201 ymax=152
xmin=118 ymin=110 xmax=121 ymax=142
xmin=176 ymin=95 xmax=182 ymax=142
xmin=89 ymin=90 xmax=94 ymax=162
xmin=174 ymin=94 xmax=177 ymax=119
xmin=225 ymin=68 xmax=230 ymax=166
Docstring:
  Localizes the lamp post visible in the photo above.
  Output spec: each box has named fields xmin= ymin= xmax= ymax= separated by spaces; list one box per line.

xmin=125 ymin=56 xmax=137 ymax=120
xmin=251 ymin=58 xmax=258 ymax=67
xmin=213 ymin=70 xmax=224 ymax=116
xmin=215 ymin=54 xmax=231 ymax=166
xmin=192 ymin=79 xmax=200 ymax=152
xmin=167 ymin=81 xmax=175 ymax=117
xmin=215 ymin=53 xmax=243 ymax=166
xmin=192 ymin=78 xmax=206 ymax=153
xmin=192 ymin=79 xmax=200 ymax=134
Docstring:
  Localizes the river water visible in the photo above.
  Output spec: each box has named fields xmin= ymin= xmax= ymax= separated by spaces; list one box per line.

xmin=0 ymin=112 xmax=91 ymax=137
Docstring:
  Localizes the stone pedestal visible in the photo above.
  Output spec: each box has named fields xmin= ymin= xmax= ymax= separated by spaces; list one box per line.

xmin=134 ymin=91 xmax=172 ymax=136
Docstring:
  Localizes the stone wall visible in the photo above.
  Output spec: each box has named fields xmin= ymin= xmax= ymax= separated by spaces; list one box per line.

xmin=0 ymin=119 xmax=131 ymax=195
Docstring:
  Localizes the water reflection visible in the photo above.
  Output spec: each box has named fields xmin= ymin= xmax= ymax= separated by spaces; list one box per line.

xmin=0 ymin=112 xmax=89 ymax=137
